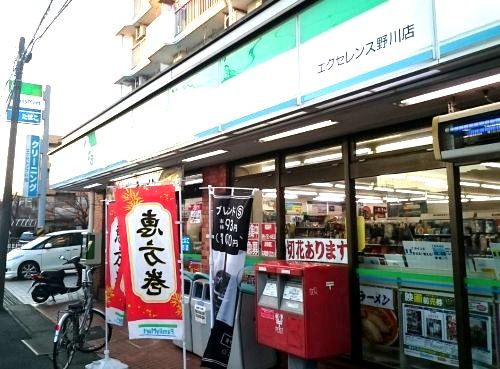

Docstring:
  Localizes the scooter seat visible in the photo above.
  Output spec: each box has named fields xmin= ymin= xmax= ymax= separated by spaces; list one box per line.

xmin=41 ymin=270 xmax=66 ymax=280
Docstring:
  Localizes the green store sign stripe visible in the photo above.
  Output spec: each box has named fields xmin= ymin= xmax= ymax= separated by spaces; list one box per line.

xmin=299 ymin=0 xmax=388 ymax=44
xmin=138 ymin=323 xmax=178 ymax=328
xmin=9 ymin=81 xmax=43 ymax=96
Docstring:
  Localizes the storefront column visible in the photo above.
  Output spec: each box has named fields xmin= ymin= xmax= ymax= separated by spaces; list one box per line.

xmin=276 ymin=154 xmax=286 ymax=260
xmin=447 ymin=163 xmax=472 ymax=369
xmin=201 ymin=164 xmax=230 ymax=273
xmin=343 ymin=137 xmax=362 ymax=361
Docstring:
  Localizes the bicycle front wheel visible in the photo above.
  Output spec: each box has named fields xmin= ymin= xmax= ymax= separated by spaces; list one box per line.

xmin=53 ymin=315 xmax=77 ymax=369
xmin=79 ymin=308 xmax=113 ymax=352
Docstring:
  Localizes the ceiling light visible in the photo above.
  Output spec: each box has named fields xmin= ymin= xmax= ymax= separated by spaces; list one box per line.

xmin=355 ymin=148 xmax=373 ymax=156
xmin=284 ymin=194 xmax=298 ymax=200
xmin=309 ymin=182 xmax=334 ymax=188
xmin=263 ymin=192 xmax=277 ymax=198
xmin=285 ymin=190 xmax=318 ymax=196
xmin=313 ymin=196 xmax=344 ymax=202
xmin=258 ymin=120 xmax=338 ymax=142
xmin=481 ymin=183 xmax=500 ymax=190
xmin=262 ymin=165 xmax=275 ymax=172
xmin=460 ymin=181 xmax=481 ymax=187
xmin=409 ymin=197 xmax=426 ymax=201
xmin=261 ymin=189 xmax=276 ymax=193
xmin=428 ymin=200 xmax=449 ymax=204
xmin=358 ymin=134 xmax=403 ymax=146
xmin=303 ymin=153 xmax=342 ymax=164
xmin=426 ymin=194 xmax=446 ymax=199
xmin=399 ymin=73 xmax=500 ymax=106
xmin=355 ymin=184 xmax=373 ymax=190
xmin=355 ymin=195 xmax=381 ymax=200
xmin=84 ymin=183 xmax=102 ymax=189
xmin=395 ymin=189 xmax=427 ymax=195
xmin=285 ymin=160 xmax=301 ymax=168
xmin=184 ymin=178 xmax=203 ymax=185
xmin=375 ymin=136 xmax=432 ymax=153
xmin=334 ymin=183 xmax=345 ymax=189
xmin=182 ymin=150 xmax=227 ymax=162
xmin=319 ymin=192 xmax=345 ymax=197
xmin=374 ymin=186 xmax=394 ymax=192
xmin=356 ymin=199 xmax=383 ymax=204
xmin=481 ymin=162 xmax=500 ymax=168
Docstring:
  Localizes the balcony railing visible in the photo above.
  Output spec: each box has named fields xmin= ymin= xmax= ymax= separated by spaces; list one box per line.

xmin=175 ymin=0 xmax=224 ymax=36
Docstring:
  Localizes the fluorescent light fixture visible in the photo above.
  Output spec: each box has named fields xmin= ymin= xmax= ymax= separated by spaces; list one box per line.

xmin=184 ymin=178 xmax=203 ymax=185
xmin=263 ymin=192 xmax=277 ymax=198
xmin=399 ymin=73 xmax=500 ymax=105
xmin=313 ymin=196 xmax=344 ymax=202
xmin=319 ymin=192 xmax=345 ymax=197
xmin=374 ymin=186 xmax=395 ymax=192
xmin=262 ymin=165 xmax=275 ymax=172
xmin=395 ymin=189 xmax=427 ymax=195
xmin=355 ymin=195 xmax=381 ymax=200
xmin=357 ymin=199 xmax=383 ymax=204
xmin=409 ymin=197 xmax=426 ymax=201
xmin=426 ymin=194 xmax=446 ymax=199
xmin=481 ymin=162 xmax=500 ymax=168
xmin=334 ymin=183 xmax=345 ymax=189
xmin=84 ymin=183 xmax=102 ymax=189
xmin=375 ymin=136 xmax=432 ymax=153
xmin=460 ymin=181 xmax=481 ymax=187
xmin=285 ymin=160 xmax=302 ymax=168
xmin=355 ymin=148 xmax=373 ymax=156
xmin=309 ymin=182 xmax=334 ymax=188
xmin=182 ymin=150 xmax=227 ymax=162
xmin=285 ymin=190 xmax=318 ymax=196
xmin=358 ymin=134 xmax=403 ymax=146
xmin=481 ymin=183 xmax=500 ymax=190
xmin=428 ymin=200 xmax=449 ymax=204
xmin=284 ymin=194 xmax=298 ymax=200
xmin=258 ymin=120 xmax=338 ymax=142
xmin=261 ymin=189 xmax=276 ymax=193
xmin=386 ymin=197 xmax=407 ymax=202
xmin=303 ymin=153 xmax=342 ymax=164
xmin=461 ymin=198 xmax=470 ymax=203
xmin=355 ymin=184 xmax=373 ymax=190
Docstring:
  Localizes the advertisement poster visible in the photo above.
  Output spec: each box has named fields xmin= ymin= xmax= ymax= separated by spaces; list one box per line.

xmin=261 ymin=223 xmax=276 ymax=257
xmin=105 ymin=202 xmax=126 ymax=326
xmin=360 ymin=285 xmax=398 ymax=346
xmin=403 ymin=241 xmax=452 ymax=270
xmin=115 ymin=185 xmax=183 ymax=340
xmin=402 ymin=290 xmax=493 ymax=368
xmin=202 ymin=194 xmax=254 ymax=369
xmin=247 ymin=223 xmax=260 ymax=256
xmin=188 ymin=203 xmax=202 ymax=224
xmin=285 ymin=238 xmax=348 ymax=264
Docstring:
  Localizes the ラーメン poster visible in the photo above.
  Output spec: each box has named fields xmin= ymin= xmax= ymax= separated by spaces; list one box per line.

xmin=115 ymin=185 xmax=182 ymax=340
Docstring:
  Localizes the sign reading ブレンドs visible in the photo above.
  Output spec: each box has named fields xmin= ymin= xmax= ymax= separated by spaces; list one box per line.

xmin=6 ymin=81 xmax=43 ymax=124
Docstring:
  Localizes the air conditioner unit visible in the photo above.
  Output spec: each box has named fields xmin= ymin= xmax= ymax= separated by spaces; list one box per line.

xmin=135 ymin=24 xmax=147 ymax=41
xmin=224 ymin=9 xmax=246 ymax=29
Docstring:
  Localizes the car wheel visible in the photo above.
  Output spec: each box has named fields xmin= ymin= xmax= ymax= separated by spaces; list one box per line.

xmin=18 ymin=261 xmax=40 ymax=280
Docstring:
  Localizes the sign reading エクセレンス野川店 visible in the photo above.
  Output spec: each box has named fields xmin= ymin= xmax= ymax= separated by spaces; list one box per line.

xmin=115 ymin=185 xmax=182 ymax=340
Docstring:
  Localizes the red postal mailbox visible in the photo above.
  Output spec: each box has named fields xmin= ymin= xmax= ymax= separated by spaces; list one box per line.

xmin=255 ymin=261 xmax=350 ymax=359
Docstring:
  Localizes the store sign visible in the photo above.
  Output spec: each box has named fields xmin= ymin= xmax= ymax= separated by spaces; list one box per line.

xmin=299 ymin=0 xmax=435 ymax=103
xmin=23 ymin=135 xmax=40 ymax=198
xmin=6 ymin=81 xmax=43 ymax=124
xmin=247 ymin=223 xmax=260 ymax=256
xmin=285 ymin=238 xmax=348 ymax=264
xmin=402 ymin=290 xmax=493 ymax=367
xmin=360 ymin=285 xmax=394 ymax=310
xmin=261 ymin=223 xmax=276 ymax=257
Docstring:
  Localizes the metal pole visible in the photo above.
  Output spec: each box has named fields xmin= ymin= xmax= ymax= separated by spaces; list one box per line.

xmin=37 ymin=85 xmax=50 ymax=232
xmin=0 ymin=38 xmax=27 ymax=310
xmin=177 ymin=184 xmax=187 ymax=369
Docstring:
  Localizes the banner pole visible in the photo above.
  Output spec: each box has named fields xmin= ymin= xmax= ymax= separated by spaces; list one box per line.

xmin=104 ymin=200 xmax=110 ymax=358
xmin=208 ymin=185 xmax=215 ymax=329
xmin=177 ymin=184 xmax=187 ymax=369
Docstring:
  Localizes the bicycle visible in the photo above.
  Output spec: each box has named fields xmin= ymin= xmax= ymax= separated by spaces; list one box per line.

xmin=52 ymin=256 xmax=113 ymax=369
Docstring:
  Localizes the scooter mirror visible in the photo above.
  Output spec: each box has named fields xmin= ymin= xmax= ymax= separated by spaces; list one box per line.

xmin=59 ymin=255 xmax=66 ymax=260
xmin=45 ymin=243 xmax=53 ymax=249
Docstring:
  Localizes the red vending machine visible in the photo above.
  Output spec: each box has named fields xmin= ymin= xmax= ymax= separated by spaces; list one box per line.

xmin=255 ymin=261 xmax=350 ymax=359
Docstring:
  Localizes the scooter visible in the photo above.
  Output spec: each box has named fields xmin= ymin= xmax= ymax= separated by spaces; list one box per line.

xmin=29 ymin=255 xmax=84 ymax=303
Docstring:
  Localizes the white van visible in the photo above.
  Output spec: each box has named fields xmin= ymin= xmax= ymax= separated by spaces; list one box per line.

xmin=6 ymin=229 xmax=87 ymax=280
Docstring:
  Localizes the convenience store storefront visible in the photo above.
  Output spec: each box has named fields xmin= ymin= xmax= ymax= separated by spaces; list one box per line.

xmin=49 ymin=1 xmax=500 ymax=368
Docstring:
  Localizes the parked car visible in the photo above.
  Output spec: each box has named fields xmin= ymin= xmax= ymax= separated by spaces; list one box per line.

xmin=18 ymin=231 xmax=37 ymax=244
xmin=5 ymin=230 xmax=88 ymax=280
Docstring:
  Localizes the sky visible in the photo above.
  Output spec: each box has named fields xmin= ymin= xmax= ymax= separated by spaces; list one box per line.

xmin=0 ymin=0 xmax=128 ymax=194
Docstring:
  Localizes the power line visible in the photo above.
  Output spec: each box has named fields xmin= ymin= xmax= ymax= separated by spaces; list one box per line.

xmin=25 ymin=0 xmax=55 ymax=53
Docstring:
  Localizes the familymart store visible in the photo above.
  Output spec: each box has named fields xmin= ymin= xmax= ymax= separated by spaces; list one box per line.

xmin=50 ymin=1 xmax=500 ymax=368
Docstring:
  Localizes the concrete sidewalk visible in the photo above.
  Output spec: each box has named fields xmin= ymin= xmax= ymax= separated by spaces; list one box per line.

xmin=3 ymin=281 xmax=202 ymax=369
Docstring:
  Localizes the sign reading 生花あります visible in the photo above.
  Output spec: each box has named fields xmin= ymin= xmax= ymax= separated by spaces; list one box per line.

xmin=285 ymin=238 xmax=348 ymax=264
xmin=115 ymin=185 xmax=182 ymax=340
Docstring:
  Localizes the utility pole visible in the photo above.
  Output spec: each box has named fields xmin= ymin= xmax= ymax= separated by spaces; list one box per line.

xmin=0 ymin=38 xmax=29 ymax=309
xmin=37 ymin=85 xmax=51 ymax=232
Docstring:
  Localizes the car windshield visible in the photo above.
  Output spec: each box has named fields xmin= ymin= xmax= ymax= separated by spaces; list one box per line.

xmin=20 ymin=236 xmax=50 ymax=250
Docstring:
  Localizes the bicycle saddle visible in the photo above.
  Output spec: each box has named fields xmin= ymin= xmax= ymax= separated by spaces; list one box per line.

xmin=68 ymin=302 xmax=84 ymax=311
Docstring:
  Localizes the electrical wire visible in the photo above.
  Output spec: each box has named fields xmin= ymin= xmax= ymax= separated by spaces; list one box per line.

xmin=25 ymin=0 xmax=55 ymax=54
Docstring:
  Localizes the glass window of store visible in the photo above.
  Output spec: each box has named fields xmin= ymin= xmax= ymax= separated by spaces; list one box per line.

xmin=460 ymin=161 xmax=500 ymax=369
xmin=354 ymin=127 xmax=458 ymax=369
xmin=182 ymin=173 xmax=204 ymax=272
xmin=283 ymin=145 xmax=347 ymax=264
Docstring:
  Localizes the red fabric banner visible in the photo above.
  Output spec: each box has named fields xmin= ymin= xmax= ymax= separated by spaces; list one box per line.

xmin=115 ymin=185 xmax=183 ymax=339
xmin=105 ymin=202 xmax=126 ymax=325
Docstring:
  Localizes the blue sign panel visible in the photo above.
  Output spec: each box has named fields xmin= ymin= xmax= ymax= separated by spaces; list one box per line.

xmin=7 ymin=107 xmax=42 ymax=124
xmin=23 ymin=135 xmax=40 ymax=198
